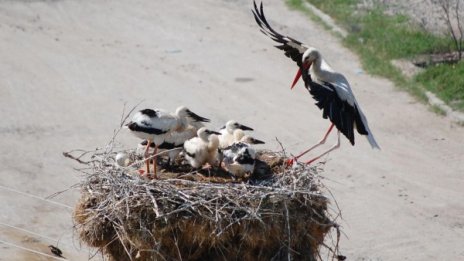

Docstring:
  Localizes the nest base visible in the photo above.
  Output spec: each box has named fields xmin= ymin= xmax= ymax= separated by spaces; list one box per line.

xmin=73 ymin=151 xmax=337 ymax=261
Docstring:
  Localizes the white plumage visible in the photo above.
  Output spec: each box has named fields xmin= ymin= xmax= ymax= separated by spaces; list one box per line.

xmin=184 ymin=127 xmax=220 ymax=169
xmin=232 ymin=129 xmax=265 ymax=145
xmin=132 ymin=106 xmax=211 ymax=169
xmin=161 ymin=126 xmax=198 ymax=163
xmin=127 ymin=106 xmax=211 ymax=175
xmin=138 ymin=125 xmax=207 ymax=165
xmin=218 ymin=120 xmax=254 ymax=149
xmin=222 ymin=131 xmax=265 ymax=177
xmin=253 ymin=3 xmax=380 ymax=165
xmin=157 ymin=106 xmax=210 ymax=164
xmin=222 ymin=142 xmax=257 ymax=177
xmin=126 ymin=108 xmax=181 ymax=145
xmin=126 ymin=107 xmax=189 ymax=177
xmin=299 ymin=47 xmax=379 ymax=149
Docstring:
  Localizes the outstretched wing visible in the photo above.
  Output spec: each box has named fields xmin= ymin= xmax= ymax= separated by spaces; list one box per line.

xmin=252 ymin=1 xmax=308 ymax=66
xmin=300 ymin=66 xmax=369 ymax=146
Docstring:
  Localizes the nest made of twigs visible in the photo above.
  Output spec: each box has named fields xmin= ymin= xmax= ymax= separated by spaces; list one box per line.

xmin=71 ymin=145 xmax=341 ymax=261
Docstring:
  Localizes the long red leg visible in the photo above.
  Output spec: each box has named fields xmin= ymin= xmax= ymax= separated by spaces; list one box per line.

xmin=292 ymin=123 xmax=335 ymax=161
xmin=144 ymin=140 xmax=151 ymax=174
xmin=152 ymin=145 xmax=158 ymax=179
xmin=305 ymin=130 xmax=341 ymax=164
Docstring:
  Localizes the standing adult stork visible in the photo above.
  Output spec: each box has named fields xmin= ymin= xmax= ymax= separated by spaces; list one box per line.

xmin=126 ymin=107 xmax=186 ymax=177
xmin=252 ymin=1 xmax=380 ymax=165
xmin=138 ymin=106 xmax=211 ymax=167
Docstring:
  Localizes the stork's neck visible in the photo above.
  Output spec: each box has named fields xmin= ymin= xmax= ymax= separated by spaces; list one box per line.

xmin=208 ymin=135 xmax=219 ymax=150
xmin=198 ymin=131 xmax=209 ymax=141
xmin=175 ymin=114 xmax=188 ymax=131
xmin=310 ymin=57 xmax=323 ymax=75
xmin=189 ymin=121 xmax=205 ymax=130
xmin=240 ymin=135 xmax=251 ymax=143
xmin=233 ymin=129 xmax=245 ymax=141
xmin=185 ymin=125 xmax=197 ymax=135
xmin=310 ymin=57 xmax=336 ymax=81
xmin=226 ymin=126 xmax=234 ymax=134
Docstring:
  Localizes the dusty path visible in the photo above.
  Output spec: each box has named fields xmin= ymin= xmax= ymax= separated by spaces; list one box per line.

xmin=0 ymin=0 xmax=463 ymax=260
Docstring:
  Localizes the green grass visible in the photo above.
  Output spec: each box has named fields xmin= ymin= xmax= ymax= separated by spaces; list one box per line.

xmin=345 ymin=10 xmax=451 ymax=59
xmin=302 ymin=0 xmax=452 ymax=58
xmin=286 ymin=0 xmax=463 ymax=112
xmin=416 ymin=61 xmax=464 ymax=110
xmin=304 ymin=0 xmax=357 ymax=22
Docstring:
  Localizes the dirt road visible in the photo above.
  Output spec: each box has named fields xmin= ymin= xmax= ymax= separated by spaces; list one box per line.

xmin=0 ymin=0 xmax=463 ymax=260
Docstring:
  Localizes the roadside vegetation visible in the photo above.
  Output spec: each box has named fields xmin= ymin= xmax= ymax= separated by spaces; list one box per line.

xmin=287 ymin=0 xmax=464 ymax=112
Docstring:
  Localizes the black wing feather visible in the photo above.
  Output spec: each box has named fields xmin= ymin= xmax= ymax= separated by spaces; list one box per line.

xmin=139 ymin=109 xmax=158 ymax=118
xmin=126 ymin=122 xmax=168 ymax=135
xmin=158 ymin=141 xmax=183 ymax=150
xmin=354 ymin=109 xmax=368 ymax=135
xmin=253 ymin=2 xmax=370 ymax=145
xmin=252 ymin=1 xmax=306 ymax=66
xmin=186 ymin=109 xmax=210 ymax=123
xmin=300 ymin=68 xmax=363 ymax=145
xmin=235 ymin=150 xmax=255 ymax=165
xmin=185 ymin=151 xmax=195 ymax=158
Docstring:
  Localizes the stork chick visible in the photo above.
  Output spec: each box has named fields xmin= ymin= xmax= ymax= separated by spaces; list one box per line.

xmin=158 ymin=106 xmax=210 ymax=166
xmin=222 ymin=143 xmax=258 ymax=178
xmin=232 ymin=129 xmax=265 ymax=145
xmin=222 ymin=130 xmax=265 ymax=177
xmin=218 ymin=120 xmax=254 ymax=149
xmin=184 ymin=127 xmax=221 ymax=169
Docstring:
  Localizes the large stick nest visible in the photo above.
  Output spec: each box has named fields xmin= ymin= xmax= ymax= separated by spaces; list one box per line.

xmin=68 ymin=127 xmax=342 ymax=261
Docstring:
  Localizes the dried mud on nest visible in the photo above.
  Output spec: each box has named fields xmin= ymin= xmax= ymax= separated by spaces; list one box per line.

xmin=68 ymin=138 xmax=342 ymax=261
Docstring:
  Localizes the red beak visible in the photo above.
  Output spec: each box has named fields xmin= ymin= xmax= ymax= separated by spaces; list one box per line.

xmin=291 ymin=62 xmax=312 ymax=90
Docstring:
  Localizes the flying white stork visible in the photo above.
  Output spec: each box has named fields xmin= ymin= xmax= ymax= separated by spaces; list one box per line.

xmin=252 ymin=1 xmax=380 ymax=165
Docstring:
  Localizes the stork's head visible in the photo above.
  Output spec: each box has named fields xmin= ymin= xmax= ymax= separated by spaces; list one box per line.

xmin=174 ymin=106 xmax=190 ymax=130
xmin=233 ymin=129 xmax=245 ymax=141
xmin=241 ymin=135 xmax=265 ymax=145
xmin=233 ymin=129 xmax=265 ymax=145
xmin=220 ymin=120 xmax=254 ymax=134
xmin=175 ymin=106 xmax=189 ymax=118
xmin=291 ymin=47 xmax=320 ymax=89
xmin=176 ymin=106 xmax=210 ymax=129
xmin=302 ymin=47 xmax=320 ymax=63
xmin=197 ymin=127 xmax=221 ymax=141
